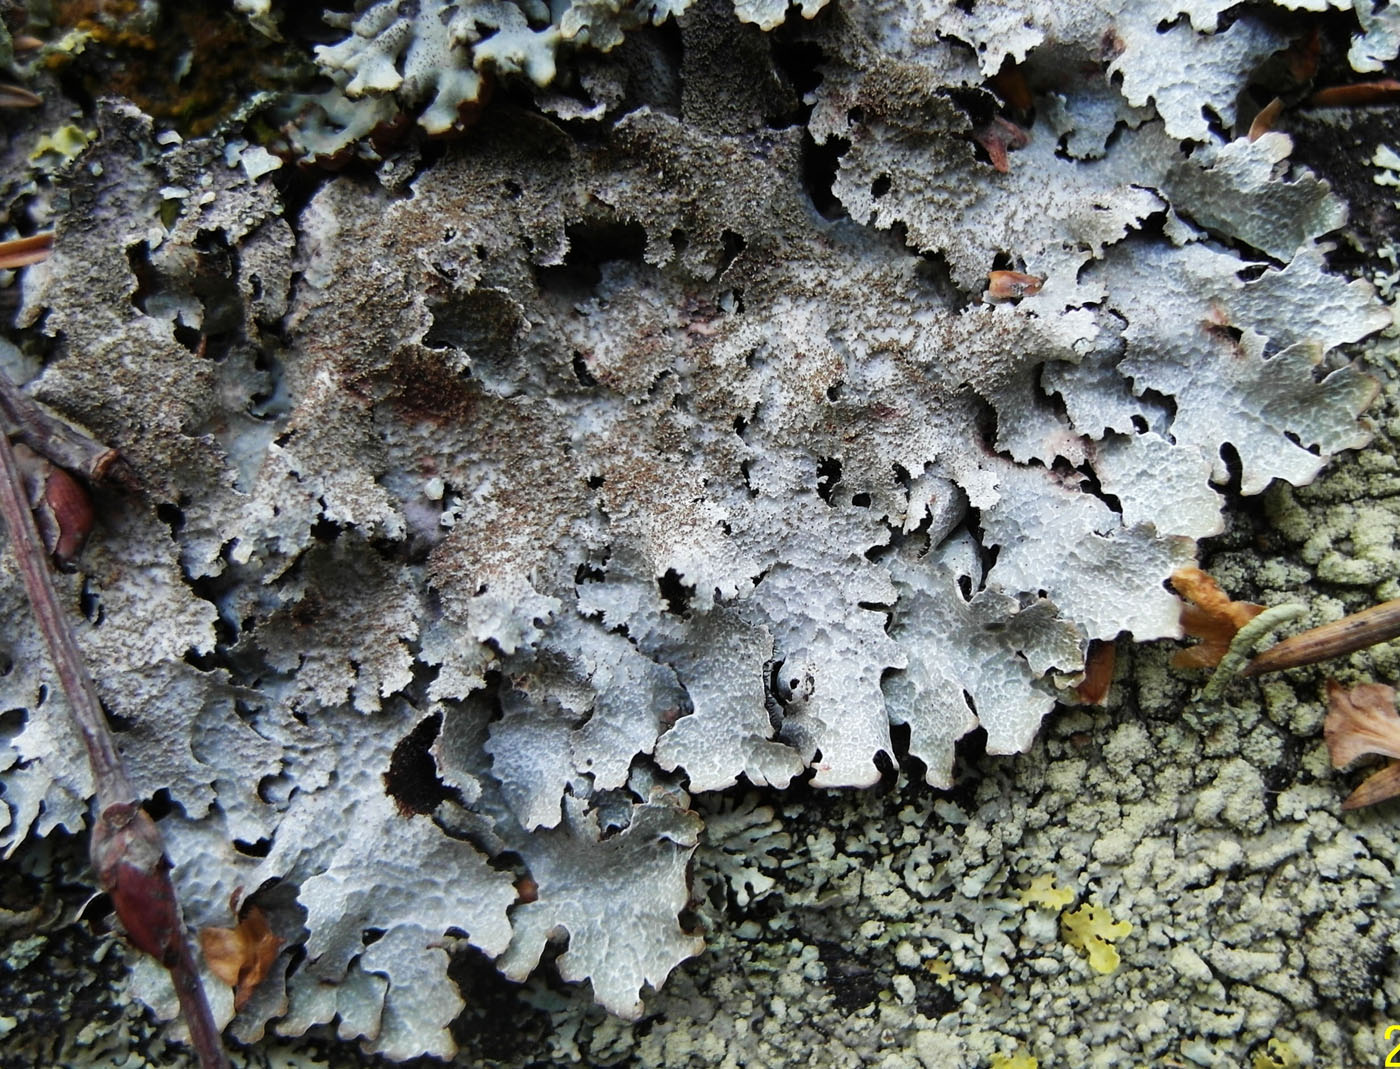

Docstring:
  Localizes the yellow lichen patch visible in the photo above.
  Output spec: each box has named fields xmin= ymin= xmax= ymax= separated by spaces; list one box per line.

xmin=989 ymin=1049 xmax=1038 ymax=1069
xmin=1252 ymin=1037 xmax=1302 ymax=1069
xmin=30 ymin=125 xmax=95 ymax=169
xmin=925 ymin=958 xmax=954 ymax=984
xmin=1061 ymin=904 xmax=1132 ymax=974
xmin=1018 ymin=873 xmax=1075 ymax=910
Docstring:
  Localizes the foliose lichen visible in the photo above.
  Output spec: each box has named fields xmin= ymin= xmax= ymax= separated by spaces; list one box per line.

xmin=0 ymin=0 xmax=1398 ymax=1063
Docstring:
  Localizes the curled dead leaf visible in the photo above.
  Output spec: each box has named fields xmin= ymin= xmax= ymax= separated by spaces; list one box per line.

xmin=1169 ymin=567 xmax=1265 ymax=670
xmin=1075 ymin=639 xmax=1116 ymax=705
xmin=198 ymin=906 xmax=282 ymax=1011
xmin=987 ymin=270 xmax=1044 ymax=300
xmin=1323 ymin=681 xmax=1400 ymax=811
xmin=1341 ymin=760 xmax=1400 ymax=811
xmin=1324 ymin=680 xmax=1400 ymax=767
xmin=971 ymin=117 xmax=1029 ymax=173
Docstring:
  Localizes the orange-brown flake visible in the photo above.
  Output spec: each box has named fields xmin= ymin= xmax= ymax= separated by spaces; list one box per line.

xmin=987 ymin=270 xmax=1044 ymax=300
xmin=1248 ymin=98 xmax=1284 ymax=141
xmin=972 ymin=118 xmax=1030 ymax=173
xmin=1308 ymin=79 xmax=1400 ymax=107
xmin=1169 ymin=567 xmax=1265 ymax=670
xmin=1075 ymin=639 xmax=1116 ymax=705
xmin=199 ymin=905 xmax=283 ymax=1011
xmin=1323 ymin=681 xmax=1400 ymax=810
xmin=989 ymin=60 xmax=1033 ymax=112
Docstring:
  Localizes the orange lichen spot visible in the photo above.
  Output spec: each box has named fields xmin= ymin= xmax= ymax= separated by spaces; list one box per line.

xmin=987 ymin=270 xmax=1044 ymax=300
xmin=1170 ymin=567 xmax=1265 ymax=670
xmin=1323 ymin=680 xmax=1400 ymax=810
xmin=199 ymin=903 xmax=283 ymax=1011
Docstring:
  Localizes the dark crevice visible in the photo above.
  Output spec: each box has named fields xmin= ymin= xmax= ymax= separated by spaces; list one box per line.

xmin=383 ymin=713 xmax=453 ymax=816
xmin=815 ymin=456 xmax=842 ymax=503
xmin=658 ymin=567 xmax=695 ymax=616
xmin=801 ymin=133 xmax=848 ymax=219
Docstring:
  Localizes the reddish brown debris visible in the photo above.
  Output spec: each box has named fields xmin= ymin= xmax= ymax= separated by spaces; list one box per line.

xmin=989 ymin=60 xmax=1033 ymax=111
xmin=987 ymin=270 xmax=1045 ymax=300
xmin=92 ymin=803 xmax=185 ymax=963
xmin=1248 ymin=97 xmax=1284 ymax=141
xmin=1308 ymin=80 xmax=1400 ymax=107
xmin=15 ymin=443 xmax=95 ymax=569
xmin=1170 ymin=567 xmax=1266 ymax=670
xmin=1075 ymin=639 xmax=1116 ymax=705
xmin=1324 ymin=680 xmax=1400 ymax=767
xmin=1324 ymin=681 xmax=1400 ymax=810
xmin=199 ymin=904 xmax=284 ymax=1011
xmin=972 ymin=117 xmax=1030 ymax=173
xmin=1284 ymin=27 xmax=1322 ymax=84
xmin=0 ymin=383 xmax=227 ymax=1067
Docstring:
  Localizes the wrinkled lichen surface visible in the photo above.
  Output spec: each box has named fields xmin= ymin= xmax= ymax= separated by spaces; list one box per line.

xmin=2 ymin=0 xmax=1400 ymax=1065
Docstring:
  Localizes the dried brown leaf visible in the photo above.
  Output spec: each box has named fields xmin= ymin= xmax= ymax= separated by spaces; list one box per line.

xmin=1170 ymin=566 xmax=1265 ymax=669
xmin=987 ymin=270 xmax=1044 ymax=300
xmin=198 ymin=906 xmax=283 ymax=1011
xmin=1324 ymin=680 xmax=1400 ymax=768
xmin=1342 ymin=760 xmax=1400 ymax=810
xmin=1075 ymin=638 xmax=1116 ymax=705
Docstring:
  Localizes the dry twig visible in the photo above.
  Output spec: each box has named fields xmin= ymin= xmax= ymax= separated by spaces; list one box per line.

xmin=0 ymin=380 xmax=228 ymax=1068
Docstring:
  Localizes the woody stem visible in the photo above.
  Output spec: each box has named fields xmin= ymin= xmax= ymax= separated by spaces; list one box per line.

xmin=0 ymin=423 xmax=229 ymax=1069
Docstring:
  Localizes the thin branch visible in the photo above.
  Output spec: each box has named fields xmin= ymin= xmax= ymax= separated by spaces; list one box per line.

xmin=0 ymin=420 xmax=229 ymax=1069
xmin=0 ymin=231 xmax=52 ymax=269
xmin=0 ymin=370 xmax=136 ymax=489
xmin=0 ymin=414 xmax=129 ymax=802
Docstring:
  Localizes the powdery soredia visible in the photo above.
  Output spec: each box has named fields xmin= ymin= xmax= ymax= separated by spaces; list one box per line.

xmin=0 ymin=0 xmax=1394 ymax=1059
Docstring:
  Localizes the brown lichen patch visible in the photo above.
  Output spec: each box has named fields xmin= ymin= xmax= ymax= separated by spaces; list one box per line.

xmin=376 ymin=349 xmax=483 ymax=430
xmin=1170 ymin=566 xmax=1265 ymax=669
xmin=45 ymin=1 xmax=299 ymax=137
